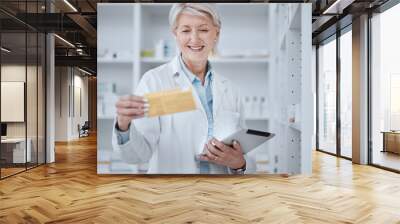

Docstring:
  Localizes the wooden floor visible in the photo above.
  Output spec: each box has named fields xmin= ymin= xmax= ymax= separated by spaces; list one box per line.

xmin=372 ymin=151 xmax=400 ymax=171
xmin=1 ymin=135 xmax=400 ymax=223
xmin=1 ymin=163 xmax=45 ymax=178
xmin=0 ymin=167 xmax=26 ymax=178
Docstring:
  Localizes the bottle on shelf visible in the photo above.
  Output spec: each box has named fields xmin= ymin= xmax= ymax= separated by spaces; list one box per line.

xmin=244 ymin=96 xmax=251 ymax=118
xmin=112 ymin=52 xmax=118 ymax=59
xmin=98 ymin=82 xmax=118 ymax=118
xmin=141 ymin=49 xmax=155 ymax=58
xmin=164 ymin=40 xmax=173 ymax=58
xmin=251 ymin=96 xmax=258 ymax=118
xmin=155 ymin=39 xmax=165 ymax=59
xmin=259 ymin=96 xmax=266 ymax=118
xmin=288 ymin=104 xmax=296 ymax=123
xmin=244 ymin=95 xmax=270 ymax=119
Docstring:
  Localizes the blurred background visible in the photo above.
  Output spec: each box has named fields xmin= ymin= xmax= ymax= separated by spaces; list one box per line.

xmin=97 ymin=3 xmax=313 ymax=175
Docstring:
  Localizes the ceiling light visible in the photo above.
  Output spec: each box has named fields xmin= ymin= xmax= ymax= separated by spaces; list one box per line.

xmin=76 ymin=48 xmax=84 ymax=55
xmin=323 ymin=0 xmax=355 ymax=15
xmin=63 ymin=0 xmax=78 ymax=12
xmin=1 ymin=47 xmax=11 ymax=53
xmin=78 ymin=67 xmax=92 ymax=76
xmin=54 ymin=34 xmax=75 ymax=48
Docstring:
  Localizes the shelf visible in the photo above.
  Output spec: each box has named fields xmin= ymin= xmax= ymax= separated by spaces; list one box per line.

xmin=97 ymin=58 xmax=133 ymax=64
xmin=276 ymin=119 xmax=301 ymax=131
xmin=97 ymin=164 xmax=111 ymax=174
xmin=141 ymin=57 xmax=170 ymax=64
xmin=140 ymin=57 xmax=269 ymax=64
xmin=210 ymin=57 xmax=269 ymax=63
xmin=288 ymin=122 xmax=301 ymax=131
xmin=98 ymin=115 xmax=115 ymax=120
xmin=245 ymin=117 xmax=269 ymax=121
xmin=256 ymin=159 xmax=269 ymax=164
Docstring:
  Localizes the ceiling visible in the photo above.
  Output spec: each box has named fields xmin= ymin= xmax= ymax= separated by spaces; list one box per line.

xmin=311 ymin=0 xmax=390 ymax=44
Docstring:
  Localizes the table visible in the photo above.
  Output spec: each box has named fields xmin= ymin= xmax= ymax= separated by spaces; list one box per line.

xmin=381 ymin=131 xmax=400 ymax=154
xmin=1 ymin=138 xmax=31 ymax=163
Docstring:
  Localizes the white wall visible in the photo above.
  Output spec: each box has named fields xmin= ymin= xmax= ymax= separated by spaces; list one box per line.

xmin=55 ymin=67 xmax=89 ymax=141
xmin=312 ymin=45 xmax=317 ymax=151
xmin=72 ymin=73 xmax=89 ymax=138
xmin=1 ymin=65 xmax=42 ymax=137
xmin=1 ymin=66 xmax=26 ymax=130
xmin=55 ymin=67 xmax=68 ymax=141
xmin=46 ymin=32 xmax=55 ymax=163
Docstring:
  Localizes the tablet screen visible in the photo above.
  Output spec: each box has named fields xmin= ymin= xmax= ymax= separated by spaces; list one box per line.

xmin=246 ymin=129 xmax=272 ymax=137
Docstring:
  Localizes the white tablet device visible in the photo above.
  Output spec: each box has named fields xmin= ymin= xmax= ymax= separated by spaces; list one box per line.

xmin=221 ymin=129 xmax=275 ymax=154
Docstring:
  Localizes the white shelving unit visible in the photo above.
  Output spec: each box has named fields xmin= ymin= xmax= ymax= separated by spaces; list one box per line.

xmin=268 ymin=4 xmax=313 ymax=175
xmin=97 ymin=3 xmax=313 ymax=174
xmin=97 ymin=4 xmax=139 ymax=173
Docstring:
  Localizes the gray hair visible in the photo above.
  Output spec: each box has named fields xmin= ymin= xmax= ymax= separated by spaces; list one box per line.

xmin=169 ymin=3 xmax=221 ymax=31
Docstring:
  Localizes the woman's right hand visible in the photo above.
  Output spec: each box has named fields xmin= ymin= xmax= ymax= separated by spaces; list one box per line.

xmin=115 ymin=95 xmax=148 ymax=131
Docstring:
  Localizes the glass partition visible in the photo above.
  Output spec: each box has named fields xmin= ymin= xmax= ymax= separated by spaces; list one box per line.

xmin=1 ymin=30 xmax=28 ymax=177
xmin=26 ymin=0 xmax=43 ymax=169
xmin=0 ymin=1 xmax=46 ymax=179
xmin=27 ymin=30 xmax=38 ymax=169
xmin=38 ymin=32 xmax=45 ymax=165
xmin=317 ymin=36 xmax=337 ymax=155
xmin=339 ymin=29 xmax=352 ymax=158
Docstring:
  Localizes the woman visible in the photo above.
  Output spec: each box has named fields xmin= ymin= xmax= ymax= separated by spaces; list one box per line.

xmin=112 ymin=3 xmax=253 ymax=174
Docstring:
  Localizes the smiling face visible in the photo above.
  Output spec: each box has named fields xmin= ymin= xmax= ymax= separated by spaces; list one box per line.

xmin=173 ymin=12 xmax=219 ymax=64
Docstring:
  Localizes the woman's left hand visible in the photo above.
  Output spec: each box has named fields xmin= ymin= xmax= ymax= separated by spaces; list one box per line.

xmin=198 ymin=138 xmax=246 ymax=169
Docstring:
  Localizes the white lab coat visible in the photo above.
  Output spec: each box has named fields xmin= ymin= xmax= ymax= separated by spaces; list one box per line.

xmin=112 ymin=56 xmax=255 ymax=174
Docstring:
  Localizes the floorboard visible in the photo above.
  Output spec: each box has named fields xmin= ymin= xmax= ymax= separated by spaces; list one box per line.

xmin=1 ymin=134 xmax=399 ymax=223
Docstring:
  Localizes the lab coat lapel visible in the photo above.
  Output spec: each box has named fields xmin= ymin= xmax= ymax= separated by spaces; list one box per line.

xmin=169 ymin=57 xmax=229 ymax=118
xmin=212 ymin=72 xmax=229 ymax=118
xmin=169 ymin=56 xmax=206 ymax=115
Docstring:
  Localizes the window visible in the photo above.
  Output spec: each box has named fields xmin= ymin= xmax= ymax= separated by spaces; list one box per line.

xmin=318 ymin=37 xmax=337 ymax=155
xmin=390 ymin=74 xmax=400 ymax=130
xmin=371 ymin=3 xmax=400 ymax=171
xmin=340 ymin=29 xmax=352 ymax=158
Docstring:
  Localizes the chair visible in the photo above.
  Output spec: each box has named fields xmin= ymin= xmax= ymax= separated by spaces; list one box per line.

xmin=79 ymin=121 xmax=90 ymax=138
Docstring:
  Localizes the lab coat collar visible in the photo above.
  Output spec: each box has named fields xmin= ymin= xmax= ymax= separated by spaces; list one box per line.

xmin=168 ymin=55 xmax=228 ymax=118
xmin=178 ymin=54 xmax=213 ymax=85
xmin=169 ymin=55 xmax=228 ymax=93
